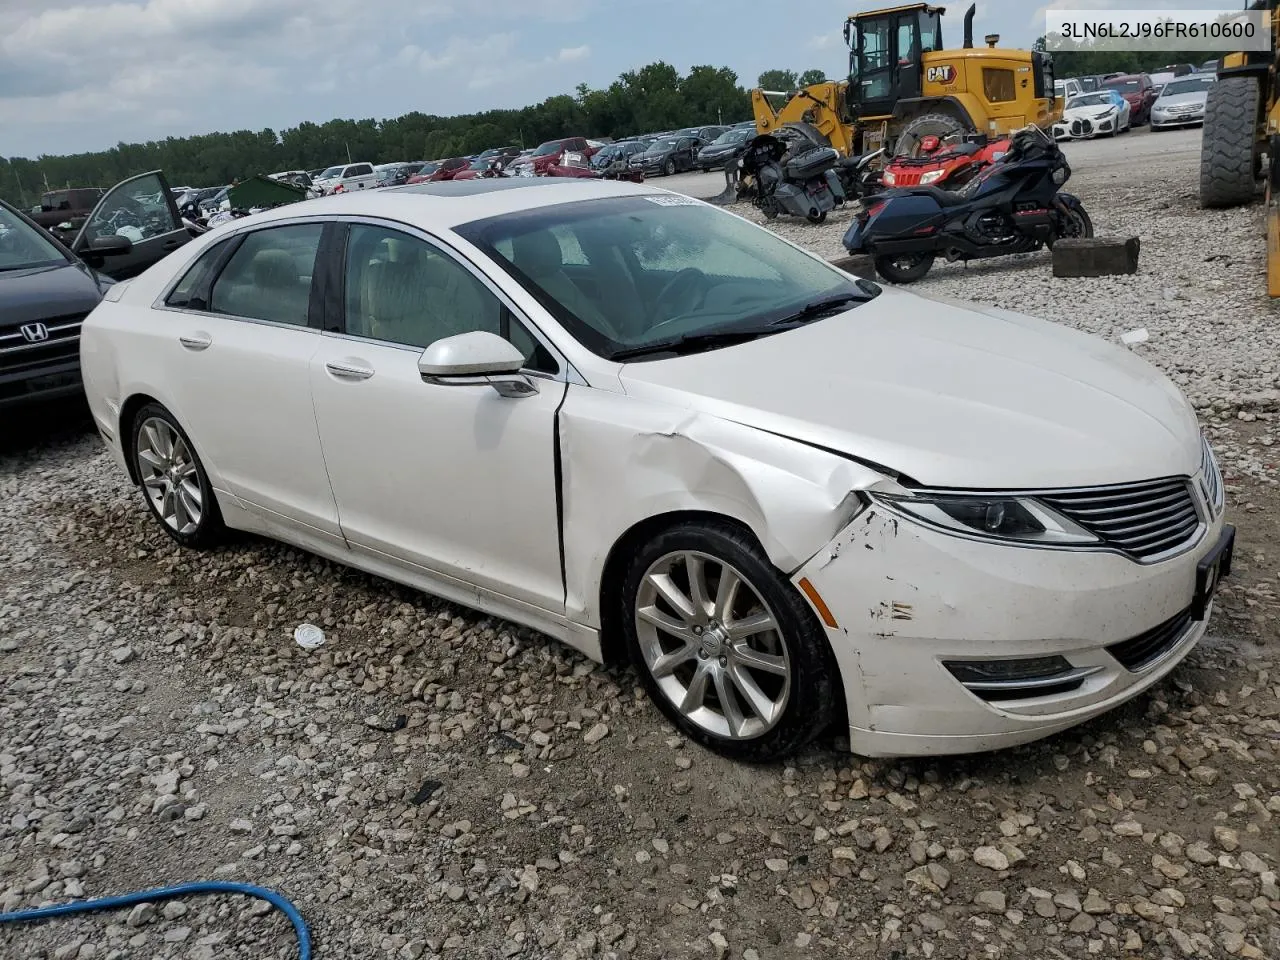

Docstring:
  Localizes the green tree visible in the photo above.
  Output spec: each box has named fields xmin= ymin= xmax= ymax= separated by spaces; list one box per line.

xmin=798 ymin=68 xmax=827 ymax=86
xmin=757 ymin=69 xmax=798 ymax=91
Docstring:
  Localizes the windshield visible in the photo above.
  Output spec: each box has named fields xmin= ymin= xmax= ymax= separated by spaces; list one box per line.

xmin=533 ymin=141 xmax=564 ymax=157
xmin=456 ymin=195 xmax=879 ymax=360
xmin=651 ymin=138 xmax=681 ymax=151
xmin=713 ymin=129 xmax=750 ymax=145
xmin=0 ymin=205 xmax=68 ymax=271
xmin=1067 ymin=94 xmax=1114 ymax=109
xmin=318 ymin=166 xmax=344 ymax=179
xmin=1162 ymin=77 xmax=1214 ymax=96
xmin=1103 ymin=79 xmax=1140 ymax=92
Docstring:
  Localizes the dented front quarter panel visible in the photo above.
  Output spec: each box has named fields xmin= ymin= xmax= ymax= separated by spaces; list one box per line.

xmin=557 ymin=384 xmax=885 ymax=629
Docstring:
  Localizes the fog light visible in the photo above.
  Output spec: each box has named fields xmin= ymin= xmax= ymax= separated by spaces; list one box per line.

xmin=944 ymin=656 xmax=1072 ymax=684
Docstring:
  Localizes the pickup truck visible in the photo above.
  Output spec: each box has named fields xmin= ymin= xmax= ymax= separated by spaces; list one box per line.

xmin=28 ymin=187 xmax=106 ymax=241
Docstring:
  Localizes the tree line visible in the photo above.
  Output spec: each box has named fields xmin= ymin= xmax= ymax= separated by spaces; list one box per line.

xmin=1 ymin=62 xmax=824 ymax=208
xmin=1034 ymin=35 xmax=1218 ymax=80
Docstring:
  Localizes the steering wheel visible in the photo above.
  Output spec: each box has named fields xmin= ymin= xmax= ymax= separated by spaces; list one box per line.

xmin=650 ymin=268 xmax=710 ymax=326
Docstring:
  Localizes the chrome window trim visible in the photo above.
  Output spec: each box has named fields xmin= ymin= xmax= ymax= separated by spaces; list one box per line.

xmin=328 ymin=215 xmax=585 ymax=386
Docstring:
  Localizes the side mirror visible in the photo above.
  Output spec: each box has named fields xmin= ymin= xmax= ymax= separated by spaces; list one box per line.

xmin=418 ymin=331 xmax=538 ymax=398
xmin=87 ymin=234 xmax=134 ymax=256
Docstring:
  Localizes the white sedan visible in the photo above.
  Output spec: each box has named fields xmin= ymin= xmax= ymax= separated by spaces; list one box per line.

xmin=80 ymin=179 xmax=1233 ymax=761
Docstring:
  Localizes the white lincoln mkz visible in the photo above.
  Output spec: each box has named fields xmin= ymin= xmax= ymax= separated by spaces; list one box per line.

xmin=80 ymin=178 xmax=1233 ymax=760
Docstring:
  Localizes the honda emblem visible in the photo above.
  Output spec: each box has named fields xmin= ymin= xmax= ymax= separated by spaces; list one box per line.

xmin=20 ymin=323 xmax=50 ymax=343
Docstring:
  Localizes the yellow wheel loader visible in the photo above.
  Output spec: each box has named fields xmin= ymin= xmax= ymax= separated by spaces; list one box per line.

xmin=751 ymin=3 xmax=1061 ymax=160
xmin=1198 ymin=1 xmax=1280 ymax=297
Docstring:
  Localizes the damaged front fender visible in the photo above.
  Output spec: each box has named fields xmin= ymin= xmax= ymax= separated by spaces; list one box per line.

xmin=557 ymin=386 xmax=887 ymax=628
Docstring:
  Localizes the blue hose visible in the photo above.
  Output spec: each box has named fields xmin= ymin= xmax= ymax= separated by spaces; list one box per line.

xmin=0 ymin=881 xmax=310 ymax=959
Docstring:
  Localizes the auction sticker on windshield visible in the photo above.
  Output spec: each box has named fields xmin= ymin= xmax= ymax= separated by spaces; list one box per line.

xmin=644 ymin=194 xmax=700 ymax=206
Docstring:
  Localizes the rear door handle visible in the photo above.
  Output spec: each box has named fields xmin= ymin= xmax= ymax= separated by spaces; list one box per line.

xmin=162 ymin=238 xmax=185 ymax=250
xmin=179 ymin=334 xmax=212 ymax=351
xmin=325 ymin=360 xmax=374 ymax=381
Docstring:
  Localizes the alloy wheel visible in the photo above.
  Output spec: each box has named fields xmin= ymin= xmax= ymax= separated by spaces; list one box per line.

xmin=634 ymin=550 xmax=791 ymax=740
xmin=136 ymin=416 xmax=204 ymax=535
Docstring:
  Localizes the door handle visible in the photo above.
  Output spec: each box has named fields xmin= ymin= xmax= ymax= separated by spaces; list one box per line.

xmin=162 ymin=238 xmax=185 ymax=250
xmin=179 ymin=334 xmax=212 ymax=351
xmin=325 ymin=360 xmax=374 ymax=381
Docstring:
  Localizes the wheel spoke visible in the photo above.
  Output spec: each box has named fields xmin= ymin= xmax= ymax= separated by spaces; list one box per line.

xmin=679 ymin=662 xmax=711 ymax=713
xmin=137 ymin=449 xmax=165 ymax=472
xmin=732 ymin=643 xmax=787 ymax=676
xmin=160 ymin=484 xmax=176 ymax=524
xmin=176 ymin=462 xmax=198 ymax=482
xmin=171 ymin=484 xmax=188 ymax=530
xmin=637 ymin=604 xmax=695 ymax=643
xmin=726 ymin=611 xmax=775 ymax=641
xmin=647 ymin=573 xmax=696 ymax=623
xmin=685 ymin=554 xmax=711 ymax=620
xmin=713 ymin=567 xmax=740 ymax=621
xmin=727 ymin=664 xmax=778 ymax=723
xmin=179 ymin=479 xmax=202 ymax=510
xmin=714 ymin=668 xmax=747 ymax=736
xmin=154 ymin=422 xmax=174 ymax=459
xmin=651 ymin=643 xmax=698 ymax=679
xmin=177 ymin=486 xmax=201 ymax=526
xmin=142 ymin=475 xmax=166 ymax=492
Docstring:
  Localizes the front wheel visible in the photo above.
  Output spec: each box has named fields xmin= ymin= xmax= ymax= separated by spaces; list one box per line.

xmin=620 ymin=521 xmax=840 ymax=761
xmin=1054 ymin=198 xmax=1094 ymax=242
xmin=664 ymin=158 xmax=676 ymax=176
xmin=758 ymin=196 xmax=780 ymax=220
xmin=874 ymin=252 xmax=935 ymax=283
xmin=806 ymin=209 xmax=828 ymax=224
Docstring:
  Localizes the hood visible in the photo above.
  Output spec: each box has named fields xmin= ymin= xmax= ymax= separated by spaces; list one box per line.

xmin=699 ymin=142 xmax=739 ymax=155
xmin=617 ymin=288 xmax=1201 ymax=490
xmin=1156 ymin=91 xmax=1208 ymax=108
xmin=1063 ymin=104 xmax=1118 ymax=120
xmin=0 ymin=259 xmax=105 ymax=328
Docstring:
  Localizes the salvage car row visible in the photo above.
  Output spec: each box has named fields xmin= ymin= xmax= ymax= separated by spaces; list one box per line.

xmin=1053 ymin=70 xmax=1214 ymax=140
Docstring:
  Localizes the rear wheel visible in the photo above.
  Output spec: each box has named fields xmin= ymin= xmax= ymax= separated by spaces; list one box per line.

xmin=806 ymin=209 xmax=828 ymax=224
xmin=620 ymin=521 xmax=839 ymax=761
xmin=874 ymin=252 xmax=935 ymax=283
xmin=1201 ymin=76 xmax=1261 ymax=208
xmin=131 ymin=403 xmax=225 ymax=549
xmin=1052 ymin=200 xmax=1094 ymax=244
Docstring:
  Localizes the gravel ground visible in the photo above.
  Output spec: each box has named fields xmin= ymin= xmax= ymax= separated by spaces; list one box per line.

xmin=3 ymin=126 xmax=1279 ymax=960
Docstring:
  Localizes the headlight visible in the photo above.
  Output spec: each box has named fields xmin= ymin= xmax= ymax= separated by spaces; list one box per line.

xmin=919 ymin=169 xmax=945 ymax=185
xmin=1052 ymin=167 xmax=1067 ymax=185
xmin=872 ymin=493 xmax=1099 ymax=545
xmin=882 ymin=170 xmax=897 ymax=185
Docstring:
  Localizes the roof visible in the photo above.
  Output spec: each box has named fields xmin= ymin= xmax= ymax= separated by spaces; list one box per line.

xmin=229 ymin=177 xmax=669 ymax=231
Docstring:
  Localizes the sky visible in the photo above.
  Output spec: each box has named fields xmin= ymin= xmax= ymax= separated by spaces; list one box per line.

xmin=0 ymin=0 xmax=1248 ymax=158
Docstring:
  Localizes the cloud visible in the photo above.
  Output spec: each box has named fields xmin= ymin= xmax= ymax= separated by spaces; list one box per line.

xmin=416 ymin=33 xmax=518 ymax=72
xmin=810 ymin=34 xmax=836 ymax=51
xmin=556 ymin=45 xmax=590 ymax=63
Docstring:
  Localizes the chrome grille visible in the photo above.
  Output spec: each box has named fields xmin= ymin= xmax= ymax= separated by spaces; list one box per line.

xmin=0 ymin=313 xmax=85 ymax=375
xmin=1038 ymin=477 xmax=1200 ymax=561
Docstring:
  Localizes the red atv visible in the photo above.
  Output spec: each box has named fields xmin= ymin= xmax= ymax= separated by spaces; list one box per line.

xmin=880 ymin=135 xmax=1010 ymax=191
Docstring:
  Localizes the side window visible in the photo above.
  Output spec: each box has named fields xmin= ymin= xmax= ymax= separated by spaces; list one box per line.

xmin=82 ymin=172 xmax=180 ymax=244
xmin=983 ymin=68 xmax=1016 ymax=103
xmin=165 ymin=239 xmax=233 ymax=310
xmin=343 ymin=224 xmax=556 ymax=372
xmin=353 ymin=164 xmax=373 ymax=176
xmin=209 ymin=224 xmax=323 ymax=326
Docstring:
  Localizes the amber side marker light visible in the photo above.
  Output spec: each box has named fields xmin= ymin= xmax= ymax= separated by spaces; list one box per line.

xmin=798 ymin=577 xmax=839 ymax=629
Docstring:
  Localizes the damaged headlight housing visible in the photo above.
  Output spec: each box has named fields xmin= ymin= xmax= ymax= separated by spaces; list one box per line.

xmin=872 ymin=493 xmax=1099 ymax=545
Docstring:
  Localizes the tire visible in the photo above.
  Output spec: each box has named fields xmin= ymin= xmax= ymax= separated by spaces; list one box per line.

xmin=619 ymin=520 xmax=839 ymax=762
xmin=894 ymin=111 xmax=971 ymax=158
xmin=806 ymin=209 xmax=828 ymax=224
xmin=1201 ymin=76 xmax=1260 ymax=208
xmin=1052 ymin=196 xmax=1094 ymax=244
xmin=130 ymin=403 xmax=225 ymax=549
xmin=664 ymin=158 xmax=676 ymax=176
xmin=874 ymin=252 xmax=935 ymax=283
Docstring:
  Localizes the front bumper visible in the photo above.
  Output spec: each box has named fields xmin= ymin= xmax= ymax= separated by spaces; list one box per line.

xmin=793 ymin=503 xmax=1230 ymax=757
xmin=0 ymin=357 xmax=84 ymax=409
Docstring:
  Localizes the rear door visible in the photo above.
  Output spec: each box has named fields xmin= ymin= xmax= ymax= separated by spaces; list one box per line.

xmin=72 ymin=171 xmax=190 ymax=280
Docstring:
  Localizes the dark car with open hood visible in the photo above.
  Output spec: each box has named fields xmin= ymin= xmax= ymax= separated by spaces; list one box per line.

xmin=1 ymin=169 xmax=194 ymax=409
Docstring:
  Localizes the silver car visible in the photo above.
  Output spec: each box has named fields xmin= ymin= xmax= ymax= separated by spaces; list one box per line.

xmin=1151 ymin=75 xmax=1215 ymax=129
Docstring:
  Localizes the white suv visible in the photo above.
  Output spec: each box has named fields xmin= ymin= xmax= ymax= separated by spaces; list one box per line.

xmin=312 ymin=162 xmax=376 ymax=195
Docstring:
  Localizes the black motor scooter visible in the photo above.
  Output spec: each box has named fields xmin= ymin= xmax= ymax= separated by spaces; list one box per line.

xmin=841 ymin=125 xmax=1093 ymax=283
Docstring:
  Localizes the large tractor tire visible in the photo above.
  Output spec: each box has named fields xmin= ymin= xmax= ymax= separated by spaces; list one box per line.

xmin=1200 ymin=76 xmax=1261 ymax=208
xmin=894 ymin=112 xmax=971 ymax=158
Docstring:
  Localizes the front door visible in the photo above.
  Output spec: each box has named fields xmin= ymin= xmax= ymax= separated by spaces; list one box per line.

xmin=896 ymin=13 xmax=922 ymax=101
xmin=854 ymin=13 xmax=922 ymax=118
xmin=73 ymin=171 xmax=191 ymax=279
xmin=309 ymin=221 xmax=568 ymax=613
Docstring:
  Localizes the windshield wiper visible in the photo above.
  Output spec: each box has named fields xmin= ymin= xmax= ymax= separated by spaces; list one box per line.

xmin=609 ymin=328 xmax=777 ymax=361
xmin=769 ymin=291 xmax=874 ymax=326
